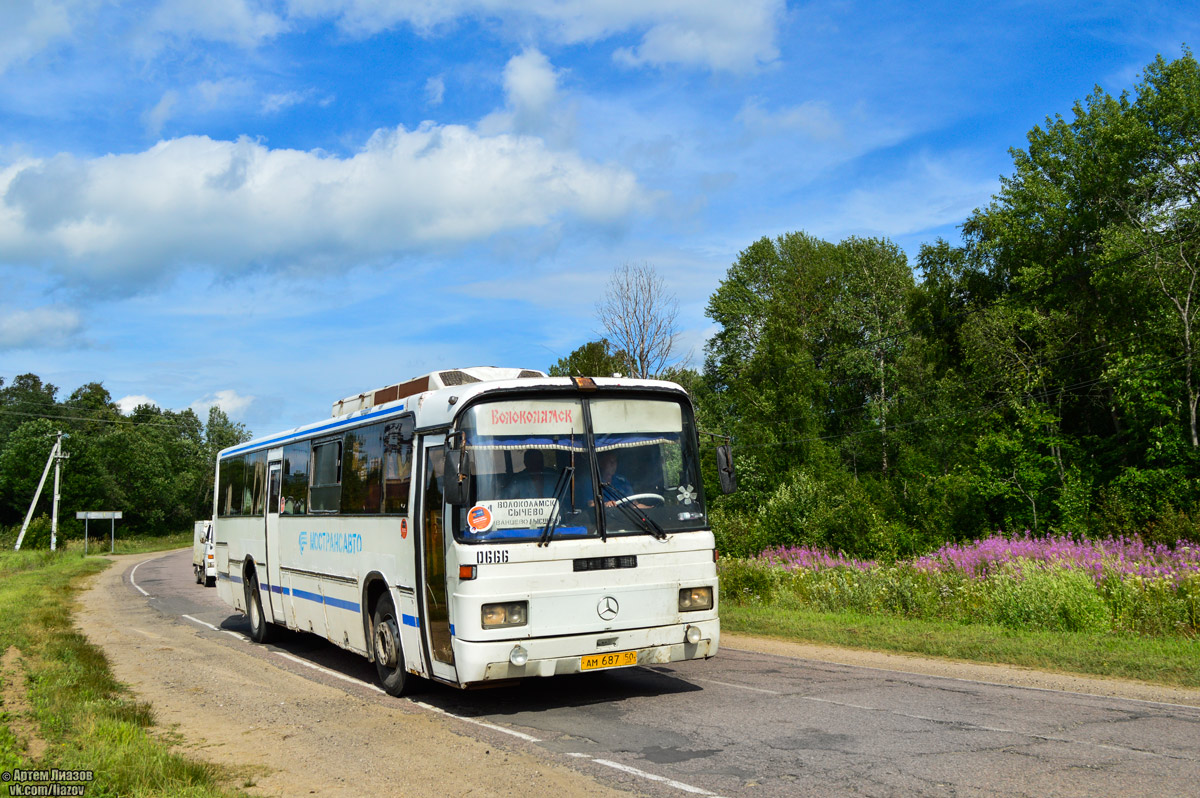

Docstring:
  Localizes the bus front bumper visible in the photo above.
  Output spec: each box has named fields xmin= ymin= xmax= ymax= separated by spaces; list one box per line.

xmin=455 ymin=619 xmax=719 ymax=684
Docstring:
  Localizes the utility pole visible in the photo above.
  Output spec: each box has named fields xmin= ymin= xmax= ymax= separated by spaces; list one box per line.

xmin=14 ymin=431 xmax=69 ymax=551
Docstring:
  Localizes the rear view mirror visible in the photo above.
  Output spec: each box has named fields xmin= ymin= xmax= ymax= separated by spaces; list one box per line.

xmin=443 ymin=448 xmax=471 ymax=505
xmin=716 ymin=445 xmax=737 ymax=494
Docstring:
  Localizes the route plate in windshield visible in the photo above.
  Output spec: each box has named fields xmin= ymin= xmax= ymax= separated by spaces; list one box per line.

xmin=581 ymin=650 xmax=637 ymax=671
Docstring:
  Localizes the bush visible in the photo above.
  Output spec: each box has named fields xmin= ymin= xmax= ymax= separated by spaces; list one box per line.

xmin=3 ymin=515 xmax=55 ymax=550
xmin=717 ymin=558 xmax=785 ymax=604
xmin=981 ymin=566 xmax=1110 ymax=633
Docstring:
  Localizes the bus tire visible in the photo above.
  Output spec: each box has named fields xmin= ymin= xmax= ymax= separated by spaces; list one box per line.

xmin=245 ymin=571 xmax=275 ymax=644
xmin=372 ymin=593 xmax=409 ymax=696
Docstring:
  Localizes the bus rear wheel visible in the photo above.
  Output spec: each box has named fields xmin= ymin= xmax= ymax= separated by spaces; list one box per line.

xmin=373 ymin=593 xmax=410 ymax=696
xmin=244 ymin=571 xmax=275 ymax=644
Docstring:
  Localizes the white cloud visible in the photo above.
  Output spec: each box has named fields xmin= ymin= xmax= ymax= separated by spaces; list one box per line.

xmin=284 ymin=0 xmax=784 ymax=72
xmin=195 ymin=77 xmax=255 ymax=109
xmin=0 ymin=124 xmax=644 ymax=290
xmin=143 ymin=91 xmax=178 ymax=137
xmin=816 ymin=153 xmax=998 ymax=240
xmin=141 ymin=0 xmax=286 ymax=50
xmin=261 ymin=89 xmax=317 ymax=114
xmin=0 ymin=0 xmax=80 ymax=75
xmin=610 ymin=1 xmax=782 ymax=72
xmin=738 ymin=98 xmax=843 ymax=142
xmin=424 ymin=76 xmax=445 ymax=107
xmin=190 ymin=389 xmax=255 ymax=419
xmin=479 ymin=48 xmax=570 ymax=138
xmin=115 ymin=394 xmax=159 ymax=414
xmin=0 ymin=305 xmax=82 ymax=349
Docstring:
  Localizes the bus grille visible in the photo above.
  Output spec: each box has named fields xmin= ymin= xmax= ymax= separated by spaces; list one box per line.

xmin=573 ymin=555 xmax=637 ymax=572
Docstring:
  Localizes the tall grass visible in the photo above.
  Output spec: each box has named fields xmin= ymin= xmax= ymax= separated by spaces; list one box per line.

xmin=0 ymin=548 xmax=242 ymax=797
xmin=725 ymin=533 xmax=1200 ymax=637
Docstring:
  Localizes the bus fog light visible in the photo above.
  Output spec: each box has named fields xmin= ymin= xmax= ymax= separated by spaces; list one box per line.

xmin=678 ymin=586 xmax=713 ymax=612
xmin=509 ymin=645 xmax=529 ymax=667
xmin=685 ymin=625 xmax=701 ymax=645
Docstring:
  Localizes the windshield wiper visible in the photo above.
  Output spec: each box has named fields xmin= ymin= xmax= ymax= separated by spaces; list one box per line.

xmin=538 ymin=465 xmax=575 ymax=548
xmin=600 ymin=483 xmax=667 ymax=540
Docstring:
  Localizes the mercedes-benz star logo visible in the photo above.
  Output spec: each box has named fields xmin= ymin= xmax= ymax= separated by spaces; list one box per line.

xmin=597 ymin=596 xmax=619 ymax=621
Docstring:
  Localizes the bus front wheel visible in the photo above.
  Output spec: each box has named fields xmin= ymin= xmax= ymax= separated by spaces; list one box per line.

xmin=373 ymin=594 xmax=410 ymax=696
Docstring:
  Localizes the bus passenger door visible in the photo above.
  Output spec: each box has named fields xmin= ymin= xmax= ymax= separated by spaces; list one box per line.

xmin=264 ymin=460 xmax=285 ymax=622
xmin=418 ymin=440 xmax=457 ymax=684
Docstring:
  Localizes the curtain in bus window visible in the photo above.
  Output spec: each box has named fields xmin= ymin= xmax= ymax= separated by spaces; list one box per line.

xmin=310 ymin=439 xmax=342 ymax=513
xmin=282 ymin=442 xmax=309 ymax=515
xmin=244 ymin=451 xmax=266 ymax=515
xmin=383 ymin=420 xmax=412 ymax=513
xmin=342 ymin=423 xmax=384 ymax=514
xmin=218 ymin=456 xmax=244 ymax=517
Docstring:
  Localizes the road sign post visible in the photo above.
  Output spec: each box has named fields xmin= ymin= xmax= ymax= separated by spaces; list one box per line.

xmin=75 ymin=511 xmax=123 ymax=554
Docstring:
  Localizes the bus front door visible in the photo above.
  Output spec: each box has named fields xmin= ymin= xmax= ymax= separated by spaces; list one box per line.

xmin=264 ymin=461 xmax=285 ymax=622
xmin=418 ymin=440 xmax=458 ymax=684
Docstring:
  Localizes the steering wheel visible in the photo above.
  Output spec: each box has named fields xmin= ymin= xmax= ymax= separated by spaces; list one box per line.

xmin=615 ymin=493 xmax=665 ymax=507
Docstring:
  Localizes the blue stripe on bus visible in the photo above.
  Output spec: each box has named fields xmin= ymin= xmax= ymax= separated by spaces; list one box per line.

xmin=224 ymin=572 xmax=363 ymax=613
xmin=220 ymin=403 xmax=407 ymax=457
xmin=288 ymin=586 xmax=362 ymax=613
xmin=449 ymin=623 xmax=455 ymax=637
xmin=402 ymin=614 xmax=419 ymax=628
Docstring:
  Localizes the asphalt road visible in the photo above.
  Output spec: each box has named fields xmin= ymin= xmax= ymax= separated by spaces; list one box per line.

xmin=131 ymin=549 xmax=1200 ymax=798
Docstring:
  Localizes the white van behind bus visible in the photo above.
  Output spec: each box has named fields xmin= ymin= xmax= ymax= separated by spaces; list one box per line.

xmin=193 ymin=520 xmax=215 ymax=586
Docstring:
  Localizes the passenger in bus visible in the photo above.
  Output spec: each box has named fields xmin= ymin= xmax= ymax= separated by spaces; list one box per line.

xmin=506 ymin=449 xmax=553 ymax=499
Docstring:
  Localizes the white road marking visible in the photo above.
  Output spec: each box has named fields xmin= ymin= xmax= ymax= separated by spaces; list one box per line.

xmin=272 ymin=651 xmax=386 ymax=694
xmin=182 ymin=614 xmax=220 ymax=631
xmin=129 ymin=561 xmax=150 ymax=596
xmin=591 ymin=758 xmax=723 ymax=797
xmin=724 ymin=645 xmax=1200 ymax=711
xmin=411 ymin=701 xmax=542 ymax=742
xmin=799 ymin=695 xmax=1171 ymax=759
xmin=223 ymin=630 xmax=249 ymax=642
xmin=690 ymin=676 xmax=781 ymax=695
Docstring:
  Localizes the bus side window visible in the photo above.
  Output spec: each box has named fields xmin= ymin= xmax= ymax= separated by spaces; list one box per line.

xmin=244 ymin=450 xmax=266 ymax=515
xmin=342 ymin=424 xmax=384 ymax=514
xmin=218 ymin=455 xmax=245 ymax=517
xmin=383 ymin=419 xmax=413 ymax=513
xmin=282 ymin=442 xmax=309 ymax=515
xmin=310 ymin=438 xmax=343 ymax=513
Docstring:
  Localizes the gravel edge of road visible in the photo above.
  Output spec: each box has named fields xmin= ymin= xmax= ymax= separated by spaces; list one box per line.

xmin=721 ymin=632 xmax=1200 ymax=707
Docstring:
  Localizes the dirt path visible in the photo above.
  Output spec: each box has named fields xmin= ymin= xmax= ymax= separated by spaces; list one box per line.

xmin=75 ymin=552 xmax=636 ymax=798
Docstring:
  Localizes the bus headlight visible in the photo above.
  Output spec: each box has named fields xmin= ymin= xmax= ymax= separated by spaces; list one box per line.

xmin=482 ymin=601 xmax=528 ymax=629
xmin=678 ymin=587 xmax=713 ymax=612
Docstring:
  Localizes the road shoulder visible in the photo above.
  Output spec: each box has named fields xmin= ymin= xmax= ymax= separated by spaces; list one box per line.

xmin=722 ymin=632 xmax=1200 ymax=707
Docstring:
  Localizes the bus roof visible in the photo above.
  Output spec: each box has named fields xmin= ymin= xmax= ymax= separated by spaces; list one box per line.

xmin=217 ymin=371 xmax=690 ymax=459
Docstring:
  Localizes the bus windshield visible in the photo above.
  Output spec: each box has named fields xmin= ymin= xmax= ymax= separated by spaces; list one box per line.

xmin=453 ymin=395 xmax=707 ymax=543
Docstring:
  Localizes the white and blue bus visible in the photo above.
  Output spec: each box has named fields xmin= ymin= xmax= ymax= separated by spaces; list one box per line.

xmin=213 ymin=367 xmax=720 ymax=695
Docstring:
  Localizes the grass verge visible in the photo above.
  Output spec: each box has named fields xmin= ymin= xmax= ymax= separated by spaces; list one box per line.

xmin=0 ymin=548 xmax=243 ymax=797
xmin=721 ymin=603 xmax=1200 ymax=688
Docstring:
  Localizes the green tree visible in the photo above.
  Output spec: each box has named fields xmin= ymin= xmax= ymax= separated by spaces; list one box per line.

xmin=547 ymin=339 xmax=630 ymax=377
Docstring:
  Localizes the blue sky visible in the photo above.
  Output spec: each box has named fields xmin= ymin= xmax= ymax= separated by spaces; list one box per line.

xmin=1 ymin=1 xmax=1196 ymax=436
